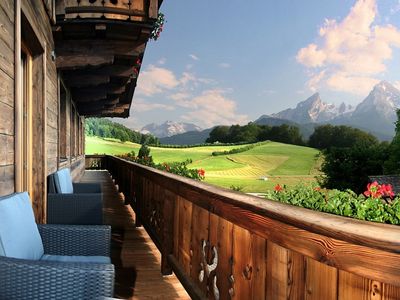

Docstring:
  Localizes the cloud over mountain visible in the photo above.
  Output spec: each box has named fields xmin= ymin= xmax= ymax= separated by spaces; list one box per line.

xmin=297 ymin=0 xmax=400 ymax=96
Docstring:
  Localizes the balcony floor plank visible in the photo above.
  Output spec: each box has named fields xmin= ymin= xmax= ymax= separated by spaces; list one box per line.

xmin=81 ymin=170 xmax=190 ymax=299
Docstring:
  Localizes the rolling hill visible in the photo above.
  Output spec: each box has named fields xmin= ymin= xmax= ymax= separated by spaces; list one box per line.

xmin=86 ymin=136 xmax=322 ymax=192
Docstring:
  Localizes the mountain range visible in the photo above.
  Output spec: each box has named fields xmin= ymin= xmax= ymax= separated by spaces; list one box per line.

xmin=140 ymin=81 xmax=400 ymax=143
xmin=265 ymin=81 xmax=399 ymax=140
xmin=141 ymin=121 xmax=202 ymax=138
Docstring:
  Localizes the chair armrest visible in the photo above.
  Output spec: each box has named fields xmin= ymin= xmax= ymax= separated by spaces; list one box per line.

xmin=73 ymin=182 xmax=102 ymax=193
xmin=47 ymin=193 xmax=103 ymax=225
xmin=38 ymin=224 xmax=111 ymax=256
xmin=0 ymin=256 xmax=114 ymax=299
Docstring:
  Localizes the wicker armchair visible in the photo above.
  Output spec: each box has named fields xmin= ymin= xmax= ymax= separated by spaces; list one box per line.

xmin=0 ymin=192 xmax=114 ymax=300
xmin=47 ymin=168 xmax=103 ymax=225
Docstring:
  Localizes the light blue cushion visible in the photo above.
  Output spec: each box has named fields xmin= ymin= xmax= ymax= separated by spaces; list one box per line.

xmin=54 ymin=168 xmax=74 ymax=194
xmin=41 ymin=254 xmax=111 ymax=264
xmin=0 ymin=192 xmax=44 ymax=260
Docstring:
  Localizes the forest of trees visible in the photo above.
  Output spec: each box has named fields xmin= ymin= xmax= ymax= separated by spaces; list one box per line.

xmin=206 ymin=123 xmax=305 ymax=145
xmin=314 ymin=117 xmax=400 ymax=193
xmin=85 ymin=118 xmax=159 ymax=145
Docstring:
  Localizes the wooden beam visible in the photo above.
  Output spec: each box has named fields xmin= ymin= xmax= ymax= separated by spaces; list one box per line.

xmin=72 ymin=83 xmax=127 ymax=99
xmin=63 ymin=74 xmax=111 ymax=88
xmin=56 ymin=40 xmax=145 ymax=58
xmin=149 ymin=0 xmax=159 ymax=19
xmin=64 ymin=6 xmax=146 ymax=17
xmin=62 ymin=64 xmax=136 ymax=79
xmin=56 ymin=54 xmax=114 ymax=70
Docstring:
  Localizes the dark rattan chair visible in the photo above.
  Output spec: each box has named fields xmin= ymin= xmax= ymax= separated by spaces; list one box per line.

xmin=47 ymin=168 xmax=103 ymax=225
xmin=0 ymin=192 xmax=114 ymax=300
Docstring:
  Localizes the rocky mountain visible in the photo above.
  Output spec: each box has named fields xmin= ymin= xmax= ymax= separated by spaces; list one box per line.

xmin=141 ymin=121 xmax=202 ymax=138
xmin=331 ymin=81 xmax=400 ymax=139
xmin=263 ymin=81 xmax=400 ymax=140
xmin=272 ymin=93 xmax=353 ymax=124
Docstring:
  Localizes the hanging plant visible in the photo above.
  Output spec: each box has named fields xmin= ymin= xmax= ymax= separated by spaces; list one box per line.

xmin=150 ymin=12 xmax=165 ymax=41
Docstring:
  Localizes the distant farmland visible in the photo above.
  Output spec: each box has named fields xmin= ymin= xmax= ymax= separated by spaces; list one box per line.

xmin=86 ymin=136 xmax=322 ymax=193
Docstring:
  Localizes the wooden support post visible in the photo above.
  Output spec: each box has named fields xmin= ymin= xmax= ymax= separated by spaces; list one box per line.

xmin=14 ymin=0 xmax=22 ymax=192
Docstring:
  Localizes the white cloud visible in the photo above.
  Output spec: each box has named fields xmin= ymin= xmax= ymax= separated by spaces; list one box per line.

xmin=180 ymin=89 xmax=249 ymax=128
xmin=131 ymin=99 xmax=175 ymax=113
xmin=394 ymin=80 xmax=400 ymax=90
xmin=218 ymin=63 xmax=231 ymax=68
xmin=297 ymin=0 xmax=400 ymax=95
xmin=136 ymin=65 xmax=179 ymax=96
xmin=170 ymin=92 xmax=190 ymax=101
xmin=157 ymin=57 xmax=166 ymax=65
xmin=189 ymin=54 xmax=199 ymax=61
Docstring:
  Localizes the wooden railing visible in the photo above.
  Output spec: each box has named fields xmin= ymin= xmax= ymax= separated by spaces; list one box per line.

xmin=56 ymin=0 xmax=159 ymax=22
xmin=86 ymin=155 xmax=400 ymax=299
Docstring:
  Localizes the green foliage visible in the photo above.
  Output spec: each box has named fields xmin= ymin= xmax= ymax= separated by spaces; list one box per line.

xmin=207 ymin=123 xmax=305 ymax=145
xmin=319 ymin=143 xmax=390 ymax=193
xmin=138 ymin=144 xmax=151 ymax=159
xmin=119 ymin=147 xmax=204 ymax=181
xmin=265 ymin=184 xmax=400 ymax=225
xmin=211 ymin=143 xmax=261 ymax=156
xmin=230 ymin=185 xmax=244 ymax=192
xmin=385 ymin=109 xmax=400 ymax=174
xmin=308 ymin=124 xmax=378 ymax=149
xmin=85 ymin=118 xmax=159 ymax=145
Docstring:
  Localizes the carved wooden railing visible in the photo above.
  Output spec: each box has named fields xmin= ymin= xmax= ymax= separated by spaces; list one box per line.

xmin=56 ymin=0 xmax=159 ymax=22
xmin=86 ymin=155 xmax=400 ymax=299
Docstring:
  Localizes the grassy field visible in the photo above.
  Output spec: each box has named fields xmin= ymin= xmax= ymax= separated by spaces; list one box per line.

xmin=86 ymin=136 xmax=322 ymax=193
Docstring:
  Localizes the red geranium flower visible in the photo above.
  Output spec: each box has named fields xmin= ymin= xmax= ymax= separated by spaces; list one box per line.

xmin=274 ymin=184 xmax=283 ymax=192
xmin=380 ymin=184 xmax=395 ymax=199
xmin=364 ymin=181 xmax=381 ymax=198
xmin=197 ymin=169 xmax=205 ymax=177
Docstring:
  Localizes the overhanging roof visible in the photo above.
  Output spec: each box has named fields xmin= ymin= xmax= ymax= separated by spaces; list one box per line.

xmin=54 ymin=0 xmax=162 ymax=117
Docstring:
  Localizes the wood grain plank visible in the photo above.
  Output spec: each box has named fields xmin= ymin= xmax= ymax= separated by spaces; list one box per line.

xmin=209 ymin=214 xmax=233 ymax=300
xmin=305 ymin=257 xmax=338 ymax=300
xmin=287 ymin=250 xmax=306 ymax=300
xmin=267 ymin=241 xmax=289 ymax=300
xmin=338 ymin=270 xmax=380 ymax=300
xmin=190 ymin=204 xmax=210 ymax=294
xmin=232 ymin=226 xmax=252 ymax=299
xmin=178 ymin=197 xmax=193 ymax=276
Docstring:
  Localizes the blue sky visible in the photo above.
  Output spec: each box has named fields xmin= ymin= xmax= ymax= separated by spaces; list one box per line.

xmin=115 ymin=0 xmax=400 ymax=130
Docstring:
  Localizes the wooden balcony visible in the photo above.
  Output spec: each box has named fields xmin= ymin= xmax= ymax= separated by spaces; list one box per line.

xmin=86 ymin=155 xmax=400 ymax=299
xmin=53 ymin=0 xmax=162 ymax=117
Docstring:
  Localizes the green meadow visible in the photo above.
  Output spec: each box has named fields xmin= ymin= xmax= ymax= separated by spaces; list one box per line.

xmin=86 ymin=136 xmax=322 ymax=193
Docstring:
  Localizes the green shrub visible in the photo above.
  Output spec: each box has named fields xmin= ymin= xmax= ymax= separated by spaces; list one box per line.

xmin=265 ymin=183 xmax=400 ymax=225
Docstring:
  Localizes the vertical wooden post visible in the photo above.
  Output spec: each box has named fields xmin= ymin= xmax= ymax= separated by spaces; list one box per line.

xmin=161 ymin=189 xmax=175 ymax=275
xmin=14 ymin=0 xmax=22 ymax=192
xmin=42 ymin=43 xmax=47 ymax=223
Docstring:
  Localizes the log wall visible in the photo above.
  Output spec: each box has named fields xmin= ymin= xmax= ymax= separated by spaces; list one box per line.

xmin=90 ymin=155 xmax=400 ymax=300
xmin=0 ymin=0 xmax=85 ymax=222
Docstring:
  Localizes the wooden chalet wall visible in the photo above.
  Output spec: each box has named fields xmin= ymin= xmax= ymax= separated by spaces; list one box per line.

xmin=0 ymin=0 xmax=85 ymax=223
xmin=0 ymin=1 xmax=15 ymax=196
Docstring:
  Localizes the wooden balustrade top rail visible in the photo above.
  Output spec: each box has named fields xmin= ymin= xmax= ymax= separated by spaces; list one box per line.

xmin=86 ymin=155 xmax=400 ymax=254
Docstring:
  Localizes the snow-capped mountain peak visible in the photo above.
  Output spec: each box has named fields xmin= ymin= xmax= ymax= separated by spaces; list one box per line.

xmin=141 ymin=121 xmax=202 ymax=138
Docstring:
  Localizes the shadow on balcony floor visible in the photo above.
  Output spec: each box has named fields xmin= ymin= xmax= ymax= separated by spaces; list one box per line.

xmin=81 ymin=170 xmax=190 ymax=299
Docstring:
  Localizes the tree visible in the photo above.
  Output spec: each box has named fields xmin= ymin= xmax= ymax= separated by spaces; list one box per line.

xmin=385 ymin=109 xmax=400 ymax=174
xmin=320 ymin=142 xmax=390 ymax=193
xmin=138 ymin=144 xmax=151 ymax=159
xmin=309 ymin=125 xmax=378 ymax=150
xmin=207 ymin=126 xmax=230 ymax=143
